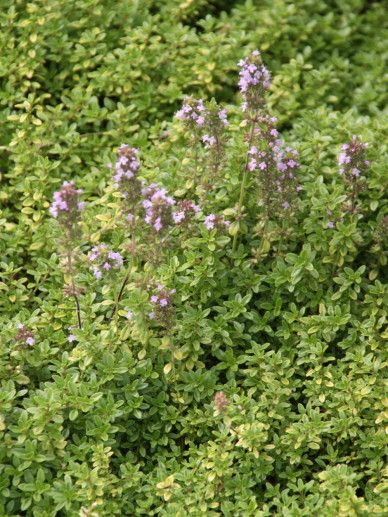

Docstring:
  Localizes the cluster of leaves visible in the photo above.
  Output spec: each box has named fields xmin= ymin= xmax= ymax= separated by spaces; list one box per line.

xmin=1 ymin=1 xmax=387 ymax=516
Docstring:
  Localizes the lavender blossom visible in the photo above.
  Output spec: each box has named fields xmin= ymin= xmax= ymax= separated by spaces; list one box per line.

xmin=238 ymin=50 xmax=270 ymax=113
xmin=173 ymin=200 xmax=200 ymax=226
xmin=176 ymin=98 xmax=229 ymax=178
xmin=88 ymin=244 xmax=124 ymax=280
xmin=338 ymin=135 xmax=369 ymax=211
xmin=247 ymin=116 xmax=301 ymax=216
xmin=214 ymin=391 xmax=229 ymax=414
xmin=142 ymin=183 xmax=175 ymax=233
xmin=50 ymin=181 xmax=84 ymax=329
xmin=15 ymin=324 xmax=35 ymax=347
xmin=204 ymin=213 xmax=230 ymax=231
xmin=50 ymin=181 xmax=84 ymax=239
xmin=148 ymin=285 xmax=176 ymax=324
xmin=175 ymin=97 xmax=206 ymax=127
xmin=111 ymin=145 xmax=143 ymax=218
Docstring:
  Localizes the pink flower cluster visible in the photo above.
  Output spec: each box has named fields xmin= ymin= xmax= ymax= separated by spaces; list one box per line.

xmin=112 ymin=145 xmax=140 ymax=190
xmin=214 ymin=391 xmax=229 ymax=414
xmin=110 ymin=145 xmax=143 ymax=222
xmin=16 ymin=324 xmax=35 ymax=346
xmin=142 ymin=184 xmax=175 ymax=232
xmin=88 ymin=244 xmax=124 ymax=280
xmin=172 ymin=200 xmax=200 ymax=225
xmin=338 ymin=135 xmax=369 ymax=178
xmin=204 ymin=213 xmax=230 ymax=231
xmin=49 ymin=181 xmax=84 ymax=220
xmin=247 ymin=113 xmax=301 ymax=212
xmin=176 ymin=98 xmax=206 ymax=126
xmin=202 ymin=134 xmax=217 ymax=148
xmin=149 ymin=284 xmax=176 ymax=323
xmin=176 ymin=97 xmax=228 ymax=152
xmin=238 ymin=50 xmax=270 ymax=112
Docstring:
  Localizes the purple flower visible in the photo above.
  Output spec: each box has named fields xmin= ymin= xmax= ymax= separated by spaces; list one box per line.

xmin=173 ymin=211 xmax=185 ymax=223
xmin=204 ymin=214 xmax=216 ymax=230
xmin=248 ymin=159 xmax=257 ymax=171
xmin=15 ymin=324 xmax=35 ymax=347
xmin=202 ymin=134 xmax=217 ymax=148
xmin=126 ymin=310 xmax=133 ymax=320
xmin=218 ymin=108 xmax=228 ymax=127
xmin=326 ymin=221 xmax=334 ymax=229
xmin=50 ymin=181 xmax=83 ymax=234
xmin=68 ymin=334 xmax=76 ymax=343
xmin=238 ymin=50 xmax=271 ymax=111
xmin=154 ymin=218 xmax=162 ymax=232
xmin=93 ymin=268 xmax=102 ymax=280
xmin=175 ymin=98 xmax=205 ymax=125
xmin=148 ymin=285 xmax=175 ymax=323
xmin=173 ymin=201 xmax=200 ymax=226
xmin=89 ymin=245 xmax=123 ymax=279
xmin=112 ymin=146 xmax=142 ymax=208
xmin=204 ymin=213 xmax=229 ymax=231
xmin=142 ymin=183 xmax=175 ymax=233
xmin=337 ymin=136 xmax=369 ymax=210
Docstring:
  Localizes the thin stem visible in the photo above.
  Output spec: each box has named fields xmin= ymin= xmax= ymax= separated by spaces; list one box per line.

xmin=66 ymin=249 xmax=82 ymax=329
xmin=193 ymin=136 xmax=200 ymax=183
xmin=213 ymin=131 xmax=222 ymax=178
xmin=109 ymin=271 xmax=130 ymax=322
xmin=73 ymin=291 xmax=82 ymax=329
xmin=232 ymin=118 xmax=257 ymax=252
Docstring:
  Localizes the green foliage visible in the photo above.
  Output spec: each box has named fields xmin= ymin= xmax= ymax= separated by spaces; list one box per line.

xmin=1 ymin=1 xmax=387 ymax=516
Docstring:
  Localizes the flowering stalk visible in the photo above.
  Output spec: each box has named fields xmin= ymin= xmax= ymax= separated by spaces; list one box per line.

xmin=109 ymin=254 xmax=137 ymax=323
xmin=15 ymin=324 xmax=35 ymax=347
xmin=201 ymin=100 xmax=228 ymax=183
xmin=338 ymin=135 xmax=369 ymax=213
xmin=176 ymin=97 xmax=228 ymax=192
xmin=108 ymin=144 xmax=143 ymax=321
xmin=233 ymin=50 xmax=302 ymax=251
xmin=176 ymin=97 xmax=206 ymax=181
xmin=66 ymin=250 xmax=82 ymax=330
xmin=148 ymin=284 xmax=176 ymax=327
xmin=232 ymin=121 xmax=257 ymax=252
xmin=204 ymin=213 xmax=230 ymax=231
xmin=50 ymin=181 xmax=84 ymax=329
xmin=142 ymin=183 xmax=175 ymax=233
xmin=232 ymin=50 xmax=270 ymax=252
xmin=111 ymin=144 xmax=142 ymax=220
xmin=173 ymin=200 xmax=200 ymax=225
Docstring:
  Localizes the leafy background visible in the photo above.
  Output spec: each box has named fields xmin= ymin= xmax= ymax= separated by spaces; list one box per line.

xmin=0 ymin=0 xmax=387 ymax=515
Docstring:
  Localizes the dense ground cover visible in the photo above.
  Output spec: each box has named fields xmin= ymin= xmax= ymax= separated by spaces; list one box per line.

xmin=0 ymin=1 xmax=387 ymax=515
